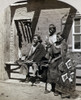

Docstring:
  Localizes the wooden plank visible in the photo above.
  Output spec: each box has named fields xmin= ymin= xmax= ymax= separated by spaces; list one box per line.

xmin=5 ymin=61 xmax=16 ymax=64
xmin=11 ymin=73 xmax=26 ymax=79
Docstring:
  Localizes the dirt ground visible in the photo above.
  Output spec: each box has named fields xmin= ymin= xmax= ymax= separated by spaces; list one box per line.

xmin=0 ymin=80 xmax=81 ymax=100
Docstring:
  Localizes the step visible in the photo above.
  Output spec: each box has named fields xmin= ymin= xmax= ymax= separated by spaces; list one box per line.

xmin=76 ymin=69 xmax=81 ymax=77
xmin=76 ymin=64 xmax=81 ymax=85
xmin=76 ymin=78 xmax=81 ymax=85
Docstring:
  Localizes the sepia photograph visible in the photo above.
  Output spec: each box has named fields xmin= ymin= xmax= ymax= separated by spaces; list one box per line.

xmin=0 ymin=0 xmax=81 ymax=100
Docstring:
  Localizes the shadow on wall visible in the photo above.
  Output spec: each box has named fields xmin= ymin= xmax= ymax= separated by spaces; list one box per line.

xmin=10 ymin=0 xmax=76 ymax=37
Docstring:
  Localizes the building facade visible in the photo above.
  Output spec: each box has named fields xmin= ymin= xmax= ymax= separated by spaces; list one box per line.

xmin=0 ymin=0 xmax=81 ymax=81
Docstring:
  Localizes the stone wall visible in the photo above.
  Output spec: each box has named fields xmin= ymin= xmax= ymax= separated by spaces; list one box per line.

xmin=35 ymin=8 xmax=70 ymax=43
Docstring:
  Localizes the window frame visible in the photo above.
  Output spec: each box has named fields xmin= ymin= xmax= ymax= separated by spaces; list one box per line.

xmin=72 ymin=17 xmax=81 ymax=52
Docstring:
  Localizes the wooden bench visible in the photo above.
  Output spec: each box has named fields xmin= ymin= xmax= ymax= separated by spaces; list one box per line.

xmin=5 ymin=62 xmax=20 ymax=79
xmin=5 ymin=61 xmax=48 ymax=80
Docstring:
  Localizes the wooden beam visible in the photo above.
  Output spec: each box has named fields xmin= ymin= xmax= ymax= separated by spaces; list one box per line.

xmin=10 ymin=2 xmax=27 ymax=6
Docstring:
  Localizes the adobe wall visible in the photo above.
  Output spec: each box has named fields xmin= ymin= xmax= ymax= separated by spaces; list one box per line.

xmin=0 ymin=7 xmax=11 ymax=80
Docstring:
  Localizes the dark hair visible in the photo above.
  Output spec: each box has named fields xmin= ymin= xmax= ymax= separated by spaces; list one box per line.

xmin=49 ymin=24 xmax=55 ymax=27
xmin=34 ymin=34 xmax=42 ymax=43
xmin=49 ymin=24 xmax=56 ymax=36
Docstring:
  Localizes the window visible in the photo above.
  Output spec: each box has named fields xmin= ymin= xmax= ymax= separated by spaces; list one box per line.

xmin=15 ymin=19 xmax=33 ymax=48
xmin=72 ymin=18 xmax=81 ymax=52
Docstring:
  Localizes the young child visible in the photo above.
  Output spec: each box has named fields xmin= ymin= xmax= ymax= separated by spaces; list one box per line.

xmin=45 ymin=24 xmax=57 ymax=61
